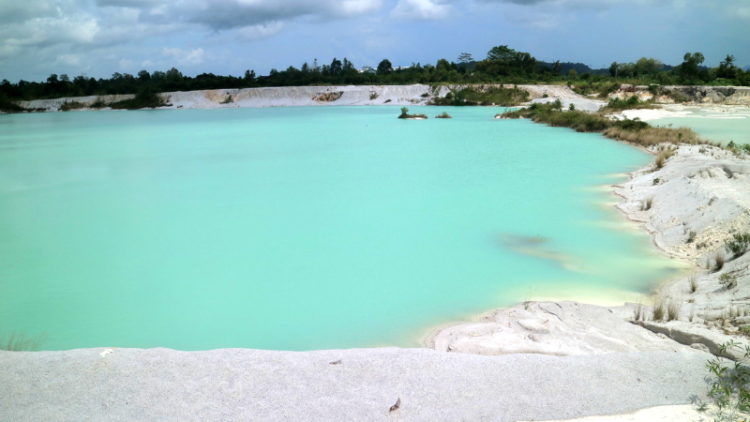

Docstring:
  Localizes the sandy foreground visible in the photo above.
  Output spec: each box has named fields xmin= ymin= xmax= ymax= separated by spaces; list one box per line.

xmin=3 ymin=88 xmax=750 ymax=421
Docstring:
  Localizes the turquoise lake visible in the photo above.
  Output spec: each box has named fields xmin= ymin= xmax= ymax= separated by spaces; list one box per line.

xmin=649 ymin=107 xmax=750 ymax=145
xmin=0 ymin=106 xmax=685 ymax=351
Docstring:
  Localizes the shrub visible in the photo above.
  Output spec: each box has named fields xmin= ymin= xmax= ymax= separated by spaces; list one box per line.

xmin=90 ymin=97 xmax=108 ymax=108
xmin=221 ymin=94 xmax=233 ymax=104
xmin=687 ymin=231 xmax=697 ymax=244
xmin=0 ymin=94 xmax=27 ymax=113
xmin=719 ymin=273 xmax=738 ymax=289
xmin=398 ymin=107 xmax=427 ymax=119
xmin=430 ymin=86 xmax=529 ymax=107
xmin=60 ymin=101 xmax=87 ymax=112
xmin=600 ymin=96 xmax=657 ymax=113
xmin=435 ymin=111 xmax=452 ymax=119
xmin=110 ymin=87 xmax=168 ymax=110
xmin=542 ymin=93 xmax=549 ymax=98
xmin=703 ymin=341 xmax=750 ymax=419
xmin=726 ymin=233 xmax=750 ymax=258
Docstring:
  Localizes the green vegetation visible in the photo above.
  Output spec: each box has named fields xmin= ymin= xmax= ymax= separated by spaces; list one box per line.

xmin=398 ymin=107 xmax=427 ymax=119
xmin=109 ymin=87 xmax=169 ymax=110
xmin=2 ymin=45 xmax=749 ymax=109
xmin=60 ymin=101 xmax=87 ymax=111
xmin=0 ymin=93 xmax=26 ymax=113
xmin=435 ymin=111 xmax=452 ymax=119
xmin=430 ymin=86 xmax=529 ymax=106
xmin=687 ymin=231 xmax=697 ymax=244
xmin=501 ymin=101 xmax=705 ymax=149
xmin=727 ymin=141 xmax=750 ymax=156
xmin=598 ymin=96 xmax=657 ymax=113
xmin=719 ymin=273 xmax=738 ymax=289
xmin=701 ymin=341 xmax=750 ymax=421
xmin=726 ymin=233 xmax=750 ymax=258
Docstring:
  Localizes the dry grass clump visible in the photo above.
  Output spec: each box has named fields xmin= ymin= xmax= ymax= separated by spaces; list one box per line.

xmin=603 ymin=126 xmax=702 ymax=147
xmin=633 ymin=299 xmax=645 ymax=321
xmin=640 ymin=196 xmax=654 ymax=211
xmin=652 ymin=298 xmax=666 ymax=322
xmin=666 ymin=300 xmax=681 ymax=321
xmin=714 ymin=251 xmax=726 ymax=272
xmin=689 ymin=273 xmax=698 ymax=293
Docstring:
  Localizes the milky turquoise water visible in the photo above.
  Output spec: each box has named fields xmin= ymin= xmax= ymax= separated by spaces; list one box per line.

xmin=0 ymin=106 xmax=685 ymax=351
xmin=650 ymin=107 xmax=750 ymax=145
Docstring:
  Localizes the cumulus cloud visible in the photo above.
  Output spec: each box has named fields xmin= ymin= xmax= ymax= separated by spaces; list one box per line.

xmin=105 ymin=0 xmax=383 ymax=30
xmin=391 ymin=0 xmax=452 ymax=20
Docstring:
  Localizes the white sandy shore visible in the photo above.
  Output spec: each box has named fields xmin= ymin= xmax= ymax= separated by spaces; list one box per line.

xmin=3 ymin=89 xmax=750 ymax=421
xmin=13 ymin=84 xmax=596 ymax=112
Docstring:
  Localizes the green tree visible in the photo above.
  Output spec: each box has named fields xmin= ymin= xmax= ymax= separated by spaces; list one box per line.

xmin=635 ymin=57 xmax=664 ymax=76
xmin=330 ymin=58 xmax=342 ymax=76
xmin=552 ymin=61 xmax=561 ymax=76
xmin=718 ymin=54 xmax=737 ymax=79
xmin=137 ymin=70 xmax=151 ymax=81
xmin=377 ymin=59 xmax=393 ymax=76
xmin=487 ymin=45 xmax=515 ymax=62
xmin=165 ymin=67 xmax=183 ymax=83
xmin=679 ymin=52 xmax=705 ymax=82
xmin=457 ymin=52 xmax=473 ymax=64
xmin=609 ymin=62 xmax=618 ymax=77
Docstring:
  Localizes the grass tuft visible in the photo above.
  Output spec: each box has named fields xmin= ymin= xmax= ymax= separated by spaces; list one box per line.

xmin=689 ymin=273 xmax=698 ymax=293
xmin=714 ymin=252 xmax=726 ymax=272
xmin=667 ymin=300 xmax=680 ymax=322
xmin=641 ymin=196 xmax=654 ymax=211
xmin=652 ymin=298 xmax=666 ymax=322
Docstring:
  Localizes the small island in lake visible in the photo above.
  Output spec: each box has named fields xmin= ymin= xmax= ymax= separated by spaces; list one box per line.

xmin=398 ymin=107 xmax=427 ymax=120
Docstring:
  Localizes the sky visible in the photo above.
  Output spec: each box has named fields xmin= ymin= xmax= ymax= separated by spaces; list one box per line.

xmin=0 ymin=0 xmax=749 ymax=82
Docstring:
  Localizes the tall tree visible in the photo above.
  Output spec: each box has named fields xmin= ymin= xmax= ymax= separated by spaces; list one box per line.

xmin=679 ymin=52 xmax=705 ymax=82
xmin=457 ymin=52 xmax=473 ymax=64
xmin=330 ymin=58 xmax=342 ymax=76
xmin=377 ymin=59 xmax=393 ymax=76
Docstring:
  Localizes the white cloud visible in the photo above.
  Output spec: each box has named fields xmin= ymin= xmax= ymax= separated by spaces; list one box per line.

xmin=391 ymin=0 xmax=452 ymax=20
xmin=163 ymin=47 xmax=205 ymax=65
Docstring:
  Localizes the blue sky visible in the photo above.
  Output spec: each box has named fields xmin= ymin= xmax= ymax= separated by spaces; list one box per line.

xmin=0 ymin=0 xmax=748 ymax=82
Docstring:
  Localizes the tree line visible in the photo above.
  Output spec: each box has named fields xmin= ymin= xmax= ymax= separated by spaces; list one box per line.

xmin=1 ymin=46 xmax=748 ymax=102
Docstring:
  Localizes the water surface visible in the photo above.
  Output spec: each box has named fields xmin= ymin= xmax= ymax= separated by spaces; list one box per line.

xmin=0 ymin=106 xmax=684 ymax=351
xmin=650 ymin=106 xmax=750 ymax=145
